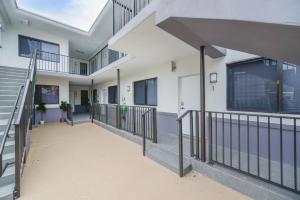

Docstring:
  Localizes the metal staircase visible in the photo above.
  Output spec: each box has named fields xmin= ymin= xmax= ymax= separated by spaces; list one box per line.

xmin=0 ymin=52 xmax=37 ymax=199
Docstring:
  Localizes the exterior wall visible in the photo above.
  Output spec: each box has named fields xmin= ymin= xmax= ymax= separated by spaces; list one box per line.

xmin=69 ymin=85 xmax=91 ymax=105
xmin=0 ymin=24 xmax=69 ymax=68
xmin=35 ymin=75 xmax=69 ymax=123
xmin=94 ymin=49 xmax=256 ymax=134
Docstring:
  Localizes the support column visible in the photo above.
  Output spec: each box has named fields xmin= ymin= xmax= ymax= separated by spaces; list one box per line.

xmin=91 ymin=79 xmax=94 ymax=123
xmin=200 ymin=46 xmax=206 ymax=162
xmin=117 ymin=69 xmax=121 ymax=128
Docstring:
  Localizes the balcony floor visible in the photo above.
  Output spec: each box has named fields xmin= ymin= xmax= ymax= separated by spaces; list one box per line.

xmin=20 ymin=123 xmax=250 ymax=200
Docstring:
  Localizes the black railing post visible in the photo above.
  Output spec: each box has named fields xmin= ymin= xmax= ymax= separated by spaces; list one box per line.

xmin=190 ymin=111 xmax=194 ymax=157
xmin=105 ymin=105 xmax=108 ymax=124
xmin=195 ymin=111 xmax=200 ymax=160
xmin=91 ymin=79 xmax=94 ymax=123
xmin=133 ymin=106 xmax=136 ymax=134
xmin=14 ymin=125 xmax=21 ymax=198
xmin=208 ymin=112 xmax=213 ymax=163
xmin=142 ymin=114 xmax=146 ymax=156
xmin=178 ymin=119 xmax=183 ymax=177
xmin=200 ymin=46 xmax=206 ymax=162
xmin=152 ymin=108 xmax=157 ymax=143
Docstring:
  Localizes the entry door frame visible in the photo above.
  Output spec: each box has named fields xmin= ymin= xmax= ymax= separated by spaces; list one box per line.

xmin=177 ymin=73 xmax=201 ymax=115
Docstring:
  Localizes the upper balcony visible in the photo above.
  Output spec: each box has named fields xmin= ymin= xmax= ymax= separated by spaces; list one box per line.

xmin=113 ymin=0 xmax=152 ymax=35
xmin=36 ymin=47 xmax=122 ymax=76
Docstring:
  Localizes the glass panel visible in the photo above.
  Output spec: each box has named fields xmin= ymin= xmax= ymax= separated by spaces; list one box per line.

xmin=101 ymin=46 xmax=109 ymax=67
xmin=282 ymin=63 xmax=300 ymax=113
xmin=134 ymin=81 xmax=146 ymax=105
xmin=34 ymin=85 xmax=59 ymax=104
xmin=108 ymin=86 xmax=117 ymax=104
xmin=146 ymin=79 xmax=157 ymax=105
xmin=228 ymin=59 xmax=278 ymax=112
xmin=19 ymin=36 xmax=41 ymax=57
xmin=41 ymin=42 xmax=59 ymax=62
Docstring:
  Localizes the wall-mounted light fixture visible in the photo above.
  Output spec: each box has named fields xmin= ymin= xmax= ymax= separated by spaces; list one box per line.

xmin=171 ymin=61 xmax=177 ymax=72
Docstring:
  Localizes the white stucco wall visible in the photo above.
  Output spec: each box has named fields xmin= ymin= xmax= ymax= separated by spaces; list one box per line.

xmin=69 ymin=85 xmax=91 ymax=105
xmin=36 ymin=75 xmax=70 ymax=109
xmin=0 ymin=24 xmax=69 ymax=68
xmin=95 ymin=49 xmax=256 ymax=114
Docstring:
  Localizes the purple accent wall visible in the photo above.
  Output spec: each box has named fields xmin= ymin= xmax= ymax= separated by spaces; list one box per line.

xmin=35 ymin=108 xmax=66 ymax=124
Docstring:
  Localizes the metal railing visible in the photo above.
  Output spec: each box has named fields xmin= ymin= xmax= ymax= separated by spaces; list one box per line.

xmin=113 ymin=0 xmax=152 ymax=34
xmin=177 ymin=110 xmax=201 ymax=177
xmin=178 ymin=110 xmax=300 ymax=194
xmin=89 ymin=45 xmax=122 ymax=74
xmin=1 ymin=50 xmax=37 ymax=198
xmin=36 ymin=48 xmax=122 ymax=75
xmin=67 ymin=104 xmax=73 ymax=126
xmin=93 ymin=104 xmax=157 ymax=143
xmin=36 ymin=50 xmax=89 ymax=75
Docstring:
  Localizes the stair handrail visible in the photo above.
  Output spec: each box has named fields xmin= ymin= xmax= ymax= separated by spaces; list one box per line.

xmin=0 ymin=86 xmax=24 ymax=176
xmin=15 ymin=50 xmax=37 ymax=124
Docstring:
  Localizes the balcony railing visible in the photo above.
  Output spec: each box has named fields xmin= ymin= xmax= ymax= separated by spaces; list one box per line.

xmin=36 ymin=48 xmax=122 ymax=75
xmin=93 ymin=104 xmax=157 ymax=143
xmin=178 ymin=110 xmax=300 ymax=194
xmin=113 ymin=0 xmax=152 ymax=34
xmin=89 ymin=45 xmax=122 ymax=74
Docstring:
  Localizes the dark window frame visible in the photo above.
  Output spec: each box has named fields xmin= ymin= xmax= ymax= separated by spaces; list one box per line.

xmin=34 ymin=85 xmax=60 ymax=105
xmin=18 ymin=35 xmax=60 ymax=60
xmin=134 ymin=78 xmax=157 ymax=106
xmin=227 ymin=57 xmax=300 ymax=114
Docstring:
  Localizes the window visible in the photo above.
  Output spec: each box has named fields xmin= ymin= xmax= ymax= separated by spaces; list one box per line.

xmin=134 ymin=78 xmax=157 ymax=106
xmin=227 ymin=58 xmax=300 ymax=114
xmin=19 ymin=35 xmax=59 ymax=62
xmin=35 ymin=85 xmax=59 ymax=104
xmin=108 ymin=86 xmax=118 ymax=104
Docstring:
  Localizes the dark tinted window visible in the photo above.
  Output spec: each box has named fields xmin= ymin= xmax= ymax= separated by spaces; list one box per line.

xmin=134 ymin=78 xmax=157 ymax=106
xmin=19 ymin=35 xmax=59 ymax=62
xmin=228 ymin=58 xmax=300 ymax=114
xmin=35 ymin=85 xmax=59 ymax=104
xmin=108 ymin=86 xmax=118 ymax=104
xmin=282 ymin=63 xmax=300 ymax=113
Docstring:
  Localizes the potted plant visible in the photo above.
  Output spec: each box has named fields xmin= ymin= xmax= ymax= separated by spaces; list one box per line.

xmin=37 ymin=101 xmax=47 ymax=125
xmin=59 ymin=101 xmax=68 ymax=122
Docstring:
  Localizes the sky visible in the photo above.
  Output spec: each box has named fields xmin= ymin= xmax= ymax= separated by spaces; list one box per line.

xmin=16 ymin=0 xmax=109 ymax=31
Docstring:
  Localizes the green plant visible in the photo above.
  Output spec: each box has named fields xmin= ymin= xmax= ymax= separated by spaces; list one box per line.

xmin=59 ymin=101 xmax=68 ymax=112
xmin=36 ymin=101 xmax=47 ymax=121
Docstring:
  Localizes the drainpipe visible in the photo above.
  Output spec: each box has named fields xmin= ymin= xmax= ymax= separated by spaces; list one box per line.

xmin=200 ymin=46 xmax=206 ymax=162
xmin=117 ymin=69 xmax=121 ymax=128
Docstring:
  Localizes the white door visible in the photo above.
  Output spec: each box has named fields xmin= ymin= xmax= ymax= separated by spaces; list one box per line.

xmin=178 ymin=74 xmax=200 ymax=135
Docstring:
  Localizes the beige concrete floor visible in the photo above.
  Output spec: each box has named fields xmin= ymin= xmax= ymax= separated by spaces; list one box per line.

xmin=20 ymin=123 xmax=251 ymax=200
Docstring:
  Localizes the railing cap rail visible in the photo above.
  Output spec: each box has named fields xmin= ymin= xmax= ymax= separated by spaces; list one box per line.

xmin=206 ymin=110 xmax=300 ymax=120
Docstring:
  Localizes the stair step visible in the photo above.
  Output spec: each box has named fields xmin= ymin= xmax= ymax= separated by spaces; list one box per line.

xmin=0 ymin=107 xmax=13 ymax=113
xmin=0 ymin=101 xmax=15 ymax=107
xmin=2 ymin=153 xmax=15 ymax=167
xmin=146 ymin=145 xmax=192 ymax=176
xmin=0 ymin=90 xmax=20 ymax=95
xmin=0 ymin=69 xmax=28 ymax=76
xmin=2 ymin=141 xmax=15 ymax=155
xmin=0 ymin=96 xmax=17 ymax=101
xmin=0 ymin=78 xmax=25 ymax=82
xmin=0 ymin=183 xmax=14 ymax=200
xmin=0 ymin=113 xmax=11 ymax=120
xmin=0 ymin=165 xmax=15 ymax=188
xmin=0 ymin=66 xmax=27 ymax=72
xmin=0 ymin=131 xmax=14 ymax=137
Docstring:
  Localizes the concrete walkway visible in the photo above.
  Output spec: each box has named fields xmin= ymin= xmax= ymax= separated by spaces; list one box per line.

xmin=20 ymin=123 xmax=251 ymax=200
